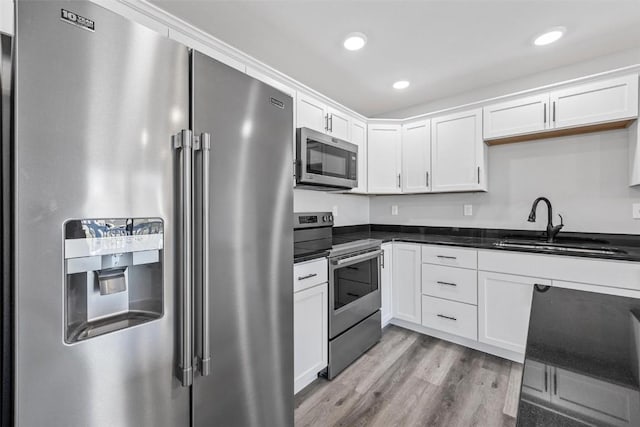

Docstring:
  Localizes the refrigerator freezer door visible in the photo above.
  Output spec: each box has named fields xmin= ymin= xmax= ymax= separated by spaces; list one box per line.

xmin=192 ymin=51 xmax=294 ymax=427
xmin=15 ymin=2 xmax=190 ymax=426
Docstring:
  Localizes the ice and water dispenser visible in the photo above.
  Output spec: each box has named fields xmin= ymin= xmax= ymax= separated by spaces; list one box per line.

xmin=64 ymin=218 xmax=164 ymax=343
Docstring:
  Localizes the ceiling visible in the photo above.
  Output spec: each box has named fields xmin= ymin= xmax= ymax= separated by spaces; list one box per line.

xmin=150 ymin=1 xmax=640 ymax=117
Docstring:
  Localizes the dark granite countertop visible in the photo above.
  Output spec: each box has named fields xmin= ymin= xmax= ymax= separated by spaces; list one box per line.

xmin=517 ymin=286 xmax=640 ymax=426
xmin=332 ymin=224 xmax=640 ymax=262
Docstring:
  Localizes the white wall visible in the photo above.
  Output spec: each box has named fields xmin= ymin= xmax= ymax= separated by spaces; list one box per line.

xmin=294 ymin=189 xmax=369 ymax=226
xmin=370 ymin=128 xmax=640 ymax=234
xmin=378 ymin=47 xmax=640 ymax=119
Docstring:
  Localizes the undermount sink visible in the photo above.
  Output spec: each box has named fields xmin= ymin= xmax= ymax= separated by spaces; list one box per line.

xmin=494 ymin=239 xmax=627 ymax=256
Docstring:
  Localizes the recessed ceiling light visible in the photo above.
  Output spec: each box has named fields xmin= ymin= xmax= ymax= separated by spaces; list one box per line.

xmin=533 ymin=27 xmax=566 ymax=46
xmin=393 ymin=80 xmax=410 ymax=90
xmin=343 ymin=32 xmax=367 ymax=51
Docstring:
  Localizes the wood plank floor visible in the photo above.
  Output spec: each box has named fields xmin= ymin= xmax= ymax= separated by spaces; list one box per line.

xmin=295 ymin=325 xmax=523 ymax=427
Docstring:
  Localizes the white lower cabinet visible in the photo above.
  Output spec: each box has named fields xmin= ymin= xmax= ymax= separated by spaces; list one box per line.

xmin=421 ymin=295 xmax=477 ymax=340
xmin=477 ymin=272 xmax=546 ymax=354
xmin=392 ymin=243 xmax=422 ymax=323
xmin=293 ymin=282 xmax=328 ymax=394
xmin=380 ymin=243 xmax=393 ymax=326
xmin=522 ymin=361 xmax=640 ymax=426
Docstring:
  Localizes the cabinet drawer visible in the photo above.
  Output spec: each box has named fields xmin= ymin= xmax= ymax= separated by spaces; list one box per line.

xmin=421 ymin=296 xmax=477 ymax=340
xmin=422 ymin=264 xmax=477 ymax=305
xmin=422 ymin=245 xmax=477 ymax=269
xmin=294 ymin=258 xmax=328 ymax=292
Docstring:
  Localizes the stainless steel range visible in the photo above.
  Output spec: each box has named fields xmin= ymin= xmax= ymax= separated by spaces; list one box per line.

xmin=327 ymin=239 xmax=383 ymax=379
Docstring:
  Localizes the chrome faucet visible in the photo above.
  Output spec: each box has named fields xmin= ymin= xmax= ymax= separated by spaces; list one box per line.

xmin=528 ymin=197 xmax=564 ymax=243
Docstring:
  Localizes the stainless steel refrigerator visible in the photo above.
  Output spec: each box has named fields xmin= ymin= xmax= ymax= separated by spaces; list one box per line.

xmin=2 ymin=1 xmax=294 ymax=426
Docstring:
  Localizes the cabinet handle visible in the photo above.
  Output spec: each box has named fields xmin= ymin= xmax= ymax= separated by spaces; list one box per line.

xmin=297 ymin=273 xmax=318 ymax=281
xmin=426 ymin=171 xmax=429 ymax=187
xmin=553 ymin=370 xmax=558 ymax=395
xmin=324 ymin=114 xmax=329 ymax=131
xmin=544 ymin=370 xmax=548 ymax=392
xmin=381 ymin=251 xmax=385 ymax=268
xmin=329 ymin=114 xmax=333 ymax=132
xmin=544 ymin=103 xmax=547 ymax=124
xmin=437 ymin=255 xmax=457 ymax=260
xmin=477 ymin=166 xmax=480 ymax=184
xmin=397 ymin=174 xmax=401 ymax=188
xmin=437 ymin=314 xmax=457 ymax=321
xmin=552 ymin=101 xmax=556 ymax=122
xmin=437 ymin=281 xmax=457 ymax=287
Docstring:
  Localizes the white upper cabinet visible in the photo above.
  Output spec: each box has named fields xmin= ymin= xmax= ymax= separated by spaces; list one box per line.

xmin=367 ymin=124 xmax=402 ymax=193
xmin=551 ymin=74 xmax=639 ymax=129
xmin=1 ymin=0 xmax=14 ymax=36
xmin=483 ymin=94 xmax=550 ymax=140
xmin=484 ymin=74 xmax=639 ymax=142
xmin=296 ymin=92 xmax=354 ymax=140
xmin=431 ymin=108 xmax=487 ymax=193
xmin=401 ymin=120 xmax=431 ymax=193
xmin=327 ymin=107 xmax=350 ymax=141
xmin=350 ymin=119 xmax=368 ymax=193
xmin=296 ymin=92 xmax=328 ymax=134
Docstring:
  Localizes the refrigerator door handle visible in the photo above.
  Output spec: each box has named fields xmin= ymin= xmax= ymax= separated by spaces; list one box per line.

xmin=173 ymin=129 xmax=194 ymax=387
xmin=198 ymin=132 xmax=211 ymax=377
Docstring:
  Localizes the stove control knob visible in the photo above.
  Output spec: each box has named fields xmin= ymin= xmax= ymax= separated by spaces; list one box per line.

xmin=322 ymin=215 xmax=329 ymax=222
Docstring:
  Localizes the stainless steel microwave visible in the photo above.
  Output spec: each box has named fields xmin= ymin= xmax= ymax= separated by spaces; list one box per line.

xmin=296 ymin=127 xmax=358 ymax=190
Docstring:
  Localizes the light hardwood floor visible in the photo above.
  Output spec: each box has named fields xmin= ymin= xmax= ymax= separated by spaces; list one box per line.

xmin=295 ymin=325 xmax=523 ymax=427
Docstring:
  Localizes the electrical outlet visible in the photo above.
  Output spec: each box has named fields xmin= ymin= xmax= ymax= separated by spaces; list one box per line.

xmin=391 ymin=205 xmax=399 ymax=216
xmin=463 ymin=204 xmax=473 ymax=216
xmin=633 ymin=203 xmax=640 ymax=219
xmin=332 ymin=206 xmax=338 ymax=217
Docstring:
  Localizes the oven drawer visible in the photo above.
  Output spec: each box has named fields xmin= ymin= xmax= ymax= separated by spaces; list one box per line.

xmin=422 ymin=245 xmax=477 ymax=270
xmin=422 ymin=264 xmax=477 ymax=305
xmin=421 ymin=295 xmax=478 ymax=340
xmin=294 ymin=258 xmax=328 ymax=292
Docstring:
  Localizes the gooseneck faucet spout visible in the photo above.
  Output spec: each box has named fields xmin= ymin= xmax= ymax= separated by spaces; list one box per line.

xmin=528 ymin=197 xmax=564 ymax=243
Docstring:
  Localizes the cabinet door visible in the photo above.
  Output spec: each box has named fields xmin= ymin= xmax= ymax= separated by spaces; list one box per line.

xmin=380 ymin=243 xmax=393 ymax=326
xmin=327 ymin=107 xmax=350 ymax=141
xmin=550 ymin=74 xmax=639 ymax=130
xmin=367 ymin=124 xmax=402 ymax=193
xmin=296 ymin=92 xmax=327 ymax=133
xmin=402 ymin=119 xmax=431 ymax=193
xmin=431 ymin=108 xmax=487 ymax=193
xmin=294 ymin=283 xmax=328 ymax=394
xmin=350 ymin=119 xmax=368 ymax=193
xmin=392 ymin=243 xmax=421 ymax=324
xmin=552 ymin=367 xmax=640 ymax=426
xmin=521 ymin=360 xmax=551 ymax=402
xmin=478 ymin=272 xmax=545 ymax=354
xmin=483 ymin=94 xmax=550 ymax=140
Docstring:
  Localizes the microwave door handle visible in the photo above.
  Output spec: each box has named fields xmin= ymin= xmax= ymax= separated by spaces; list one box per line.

xmin=332 ymin=249 xmax=383 ymax=267
xmin=198 ymin=132 xmax=211 ymax=377
xmin=173 ymin=129 xmax=194 ymax=387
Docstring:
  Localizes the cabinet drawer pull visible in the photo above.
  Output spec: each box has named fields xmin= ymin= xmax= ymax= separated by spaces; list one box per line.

xmin=297 ymin=273 xmax=318 ymax=281
xmin=436 ymin=255 xmax=457 ymax=260
xmin=437 ymin=314 xmax=457 ymax=321
xmin=436 ymin=281 xmax=457 ymax=287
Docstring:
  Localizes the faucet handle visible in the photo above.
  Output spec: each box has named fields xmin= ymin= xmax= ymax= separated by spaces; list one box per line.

xmin=558 ymin=213 xmax=564 ymax=226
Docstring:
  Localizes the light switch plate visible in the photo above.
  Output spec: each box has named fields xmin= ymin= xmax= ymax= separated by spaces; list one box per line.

xmin=391 ymin=205 xmax=398 ymax=216
xmin=633 ymin=203 xmax=640 ymax=219
xmin=463 ymin=204 xmax=473 ymax=216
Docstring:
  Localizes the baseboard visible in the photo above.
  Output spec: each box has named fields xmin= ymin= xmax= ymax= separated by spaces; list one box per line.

xmin=390 ymin=318 xmax=525 ymax=363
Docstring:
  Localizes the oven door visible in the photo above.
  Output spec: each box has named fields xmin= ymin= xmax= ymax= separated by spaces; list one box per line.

xmin=297 ymin=127 xmax=358 ymax=189
xmin=329 ymin=249 xmax=382 ymax=339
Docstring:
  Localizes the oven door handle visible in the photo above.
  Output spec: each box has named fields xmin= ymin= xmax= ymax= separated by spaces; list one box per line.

xmin=332 ymin=249 xmax=383 ymax=267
